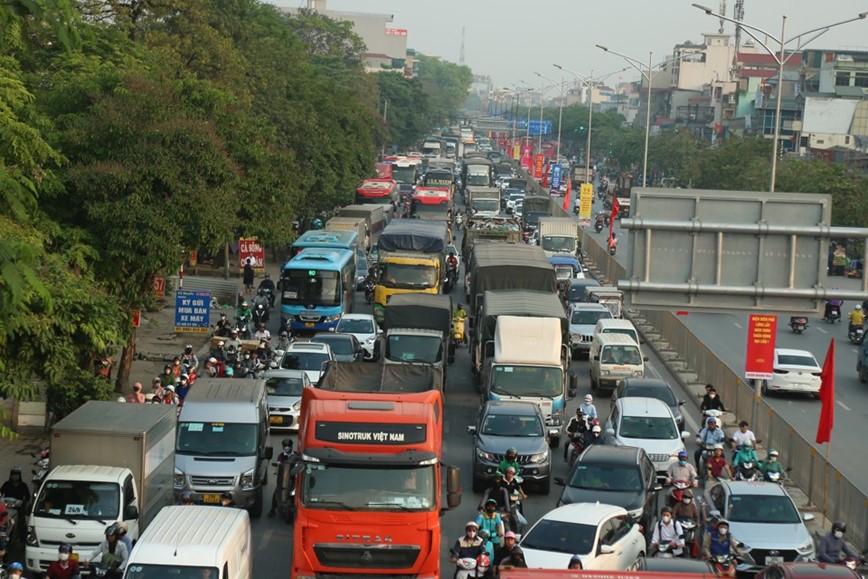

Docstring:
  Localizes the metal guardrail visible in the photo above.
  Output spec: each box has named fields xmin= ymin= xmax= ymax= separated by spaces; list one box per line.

xmin=581 ymin=230 xmax=868 ymax=550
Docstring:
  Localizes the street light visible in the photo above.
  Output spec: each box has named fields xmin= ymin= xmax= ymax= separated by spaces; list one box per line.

xmin=533 ymin=73 xmax=561 ymax=154
xmin=692 ymin=4 xmax=868 ymax=192
xmin=597 ymin=45 xmax=705 ymax=188
xmin=537 ymin=72 xmax=565 ymax=160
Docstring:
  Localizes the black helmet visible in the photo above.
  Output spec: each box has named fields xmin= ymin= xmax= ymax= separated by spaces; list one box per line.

xmin=281 ymin=438 xmax=293 ymax=448
xmin=832 ymin=521 xmax=847 ymax=533
xmin=221 ymin=491 xmax=233 ymax=500
xmin=59 ymin=543 xmax=72 ymax=553
xmin=105 ymin=523 xmax=121 ymax=537
xmin=661 ymin=506 xmax=673 ymax=515
xmin=569 ymin=554 xmax=583 ymax=567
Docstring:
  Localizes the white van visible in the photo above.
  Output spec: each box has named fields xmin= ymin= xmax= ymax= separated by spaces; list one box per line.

xmin=123 ymin=505 xmax=251 ymax=578
xmin=592 ymin=319 xmax=640 ymax=349
xmin=589 ymin=333 xmax=646 ymax=392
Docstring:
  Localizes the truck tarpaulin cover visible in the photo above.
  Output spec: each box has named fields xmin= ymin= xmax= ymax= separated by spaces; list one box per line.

xmin=383 ymin=293 xmax=453 ymax=334
xmin=481 ymin=290 xmax=568 ymax=344
xmin=317 ymin=362 xmax=442 ymax=393
xmin=378 ymin=221 xmax=449 ymax=254
xmin=469 ymin=244 xmax=558 ymax=300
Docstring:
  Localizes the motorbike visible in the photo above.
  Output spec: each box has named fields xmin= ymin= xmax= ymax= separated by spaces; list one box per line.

xmin=452 ymin=317 xmax=466 ymax=344
xmin=697 ymin=443 xmax=718 ymax=481
xmin=444 ymin=266 xmax=458 ymax=294
xmin=679 ymin=518 xmax=698 ymax=558
xmin=824 ymin=303 xmax=842 ymax=323
xmin=253 ymin=287 xmax=274 ymax=309
xmin=734 ymin=460 xmax=763 ymax=482
xmin=667 ymin=480 xmax=692 ymax=507
xmin=594 ymin=219 xmax=604 ymax=233
xmin=608 ymin=243 xmax=617 ymax=256
xmin=252 ymin=303 xmax=269 ymax=326
xmin=764 ymin=470 xmax=784 ymax=483
xmin=0 ymin=496 xmax=22 ymax=548
xmin=506 ymin=482 xmax=527 ymax=533
xmin=566 ymin=434 xmax=586 ymax=466
xmin=364 ymin=278 xmax=374 ymax=305
xmin=654 ymin=541 xmax=679 ymax=559
xmin=456 ymin=214 xmax=465 ymax=228
xmin=455 ymin=554 xmax=490 ymax=579
xmin=271 ymin=458 xmax=300 ymax=524
xmin=235 ymin=316 xmax=252 ymax=340
xmin=849 ymin=324 xmax=864 ymax=344
xmin=710 ymin=553 xmax=738 ymax=577
xmin=788 ymin=316 xmax=808 ymax=334
xmin=31 ymin=446 xmax=50 ymax=490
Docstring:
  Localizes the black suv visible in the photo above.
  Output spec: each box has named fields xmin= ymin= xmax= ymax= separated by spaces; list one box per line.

xmin=554 ymin=445 xmax=660 ymax=529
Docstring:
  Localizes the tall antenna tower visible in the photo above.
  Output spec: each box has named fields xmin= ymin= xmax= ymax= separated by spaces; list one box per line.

xmin=459 ymin=27 xmax=466 ymax=66
xmin=718 ymin=0 xmax=727 ymax=33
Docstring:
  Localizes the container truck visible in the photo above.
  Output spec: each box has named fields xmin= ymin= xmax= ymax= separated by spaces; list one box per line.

xmin=337 ymin=204 xmax=389 ymax=247
xmin=460 ymin=217 xmax=522 ymax=263
xmin=324 ymin=216 xmax=368 ymax=251
xmin=25 ymin=402 xmax=176 ymax=574
xmin=316 ymin=361 xmax=443 ymax=394
xmin=465 ymin=243 xmax=558 ymax=311
xmin=522 ymin=195 xmax=570 ymax=233
xmin=291 ymin=388 xmax=460 ymax=579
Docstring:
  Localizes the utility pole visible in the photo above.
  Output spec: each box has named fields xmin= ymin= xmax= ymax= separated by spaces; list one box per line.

xmin=459 ymin=27 xmax=466 ymax=66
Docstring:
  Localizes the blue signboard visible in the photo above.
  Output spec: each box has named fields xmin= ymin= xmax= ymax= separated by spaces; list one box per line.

xmin=175 ymin=290 xmax=211 ymax=333
xmin=528 ymin=120 xmax=552 ymax=136
xmin=550 ymin=164 xmax=563 ymax=190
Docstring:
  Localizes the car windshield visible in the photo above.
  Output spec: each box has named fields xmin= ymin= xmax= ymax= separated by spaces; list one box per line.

xmin=625 ymin=386 xmax=677 ymax=406
xmin=125 ymin=566 xmax=220 ymax=579
xmin=387 ymin=334 xmax=442 ymax=364
xmin=302 ymin=465 xmax=435 ymax=511
xmin=777 ymin=354 xmax=818 ymax=367
xmin=177 ymin=422 xmax=258 ymax=455
xmin=34 ymin=481 xmax=119 ymax=520
xmin=481 ymin=413 xmax=543 ymax=437
xmin=313 ymin=337 xmax=354 ymax=356
xmin=603 ymin=329 xmax=638 ymax=343
xmin=337 ymin=318 xmax=374 ymax=334
xmin=266 ymin=376 xmax=305 ymax=396
xmin=618 ymin=416 xmax=678 ymax=440
xmin=572 ymin=310 xmax=611 ymax=326
xmin=601 ymin=346 xmax=642 ymax=365
xmin=521 ymin=519 xmax=597 ymax=555
xmin=727 ymin=494 xmax=801 ymax=524
xmin=568 ymin=464 xmax=643 ymax=492
xmin=490 ymin=366 xmax=563 ymax=398
xmin=281 ymin=351 xmax=330 ymax=371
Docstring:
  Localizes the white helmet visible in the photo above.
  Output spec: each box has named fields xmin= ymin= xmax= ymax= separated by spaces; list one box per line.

xmin=857 ymin=304 xmax=863 ymax=311
xmin=592 ymin=425 xmax=602 ymax=434
xmin=584 ymin=394 xmax=593 ymax=403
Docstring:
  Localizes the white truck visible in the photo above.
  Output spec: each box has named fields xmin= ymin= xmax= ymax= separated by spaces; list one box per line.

xmin=25 ymin=401 xmax=176 ymax=574
xmin=538 ymin=216 xmax=580 ymax=257
xmin=467 ymin=186 xmax=501 ymax=218
xmin=482 ymin=316 xmax=573 ymax=438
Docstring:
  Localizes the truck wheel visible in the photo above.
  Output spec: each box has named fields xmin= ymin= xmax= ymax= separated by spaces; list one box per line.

xmin=250 ymin=487 xmax=264 ymax=519
xmin=538 ymin=477 xmax=551 ymax=495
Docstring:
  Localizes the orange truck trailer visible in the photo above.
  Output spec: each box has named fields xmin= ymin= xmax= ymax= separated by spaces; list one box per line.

xmin=291 ymin=387 xmax=460 ymax=578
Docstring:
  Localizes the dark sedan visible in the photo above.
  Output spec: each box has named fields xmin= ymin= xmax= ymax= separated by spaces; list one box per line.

xmin=311 ymin=332 xmax=365 ymax=363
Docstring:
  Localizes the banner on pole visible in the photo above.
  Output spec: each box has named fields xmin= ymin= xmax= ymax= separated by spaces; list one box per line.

xmin=579 ymin=183 xmax=594 ymax=226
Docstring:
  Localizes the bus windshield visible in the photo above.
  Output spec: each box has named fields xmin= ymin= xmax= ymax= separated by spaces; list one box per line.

xmin=379 ymin=263 xmax=438 ymax=289
xmin=282 ymin=269 xmax=341 ymax=307
xmin=302 ymin=465 xmax=435 ymax=511
xmin=392 ymin=166 xmax=417 ymax=184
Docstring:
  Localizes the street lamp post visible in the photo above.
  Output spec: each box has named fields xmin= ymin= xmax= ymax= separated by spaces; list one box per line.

xmin=692 ymin=4 xmax=867 ymax=193
xmin=536 ymin=72 xmax=565 ymax=160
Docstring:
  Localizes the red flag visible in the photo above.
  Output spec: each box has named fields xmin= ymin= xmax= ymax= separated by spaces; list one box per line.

xmin=541 ymin=166 xmax=549 ymax=188
xmin=608 ymin=197 xmax=621 ymax=245
xmin=815 ymin=338 xmax=835 ymax=444
xmin=562 ymin=179 xmax=571 ymax=211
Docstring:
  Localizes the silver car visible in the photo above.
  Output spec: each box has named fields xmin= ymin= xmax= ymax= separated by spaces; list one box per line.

xmin=264 ymin=369 xmax=311 ymax=431
xmin=569 ymin=303 xmax=612 ymax=355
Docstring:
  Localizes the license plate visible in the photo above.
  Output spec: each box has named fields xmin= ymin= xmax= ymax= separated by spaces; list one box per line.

xmin=202 ymin=494 xmax=222 ymax=504
xmin=269 ymin=415 xmax=284 ymax=425
xmin=765 ymin=556 xmax=784 ymax=565
xmin=304 ymin=322 xmax=315 ymax=328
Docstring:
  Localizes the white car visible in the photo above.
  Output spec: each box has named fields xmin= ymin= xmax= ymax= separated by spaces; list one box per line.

xmin=765 ymin=348 xmax=821 ymax=397
xmin=264 ymin=369 xmax=311 ymax=431
xmin=335 ymin=314 xmax=382 ymax=360
xmin=279 ymin=341 xmax=334 ymax=384
xmin=520 ymin=502 xmax=646 ymax=570
xmin=604 ymin=397 xmax=690 ymax=478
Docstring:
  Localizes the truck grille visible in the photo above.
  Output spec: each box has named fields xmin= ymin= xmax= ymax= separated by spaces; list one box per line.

xmin=314 ymin=544 xmax=420 ymax=569
xmin=491 ymin=453 xmax=533 ymax=465
xmin=648 ymin=454 xmax=670 ymax=463
xmin=191 ymin=476 xmax=235 ymax=486
xmin=42 ymin=539 xmax=101 ymax=549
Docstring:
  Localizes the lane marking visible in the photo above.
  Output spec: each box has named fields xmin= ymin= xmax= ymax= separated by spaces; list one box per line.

xmin=816 ymin=327 xmax=828 ymax=334
xmin=836 ymin=400 xmax=852 ymax=411
xmin=733 ymin=322 xmax=742 ymax=329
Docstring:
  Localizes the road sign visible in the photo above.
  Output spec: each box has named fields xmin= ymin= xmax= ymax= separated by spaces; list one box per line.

xmin=175 ymin=290 xmax=211 ymax=333
xmin=550 ymin=164 xmax=562 ymax=191
xmin=579 ymin=184 xmax=594 ymax=226
xmin=152 ymin=276 xmax=166 ymax=299
xmin=745 ymin=314 xmax=777 ymax=380
xmin=528 ymin=120 xmax=552 ymax=136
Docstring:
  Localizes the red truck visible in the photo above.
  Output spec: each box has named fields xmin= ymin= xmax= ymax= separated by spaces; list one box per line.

xmin=291 ymin=386 xmax=460 ymax=578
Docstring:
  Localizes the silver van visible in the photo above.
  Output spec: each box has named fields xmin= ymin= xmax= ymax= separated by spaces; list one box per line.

xmin=174 ymin=379 xmax=272 ymax=518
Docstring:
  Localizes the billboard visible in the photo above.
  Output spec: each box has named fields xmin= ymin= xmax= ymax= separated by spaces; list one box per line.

xmin=745 ymin=314 xmax=777 ymax=380
xmin=239 ymin=237 xmax=265 ymax=272
xmin=533 ymin=154 xmax=545 ymax=179
xmin=579 ymin=184 xmax=594 ymax=226
xmin=175 ymin=291 xmax=211 ymax=333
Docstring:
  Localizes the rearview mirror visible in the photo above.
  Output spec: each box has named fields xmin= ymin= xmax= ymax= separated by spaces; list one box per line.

xmin=467 ymin=425 xmax=477 ymax=435
xmin=124 ymin=505 xmax=139 ymax=520
xmin=264 ymin=446 xmax=274 ymax=460
xmin=643 ymin=356 xmax=649 ymax=362
xmin=708 ymin=509 xmax=721 ymax=519
xmin=605 ymin=428 xmax=616 ymax=437
xmin=599 ymin=544 xmax=615 ymax=555
xmin=554 ymin=477 xmax=566 ymax=487
xmin=680 ymin=431 xmax=691 ymax=440
xmin=802 ymin=513 xmax=815 ymax=522
xmin=678 ymin=400 xmax=686 ymax=406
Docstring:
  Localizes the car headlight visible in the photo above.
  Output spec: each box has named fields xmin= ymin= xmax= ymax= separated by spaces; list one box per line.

xmin=632 ymin=370 xmax=643 ymax=377
xmin=476 ymin=448 xmax=494 ymax=462
xmin=797 ymin=540 xmax=814 ymax=554
xmin=601 ymin=369 xmax=610 ymax=376
xmin=292 ymin=400 xmax=301 ymax=411
xmin=323 ymin=314 xmax=341 ymax=323
xmin=174 ymin=469 xmax=185 ymax=489
xmin=365 ymin=336 xmax=376 ymax=344
xmin=627 ymin=508 xmax=643 ymax=520
xmin=26 ymin=524 xmax=38 ymax=546
xmin=529 ymin=450 xmax=548 ymax=463
xmin=240 ymin=469 xmax=255 ymax=490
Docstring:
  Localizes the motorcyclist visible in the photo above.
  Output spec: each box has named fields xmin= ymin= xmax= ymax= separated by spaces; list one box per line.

xmin=5 ymin=562 xmax=24 ymax=579
xmin=214 ymin=312 xmax=232 ymax=337
xmin=448 ymin=521 xmax=485 ymax=568
xmin=568 ymin=554 xmax=584 ymax=569
xmin=817 ymin=521 xmax=858 ymax=563
xmin=46 ymin=543 xmax=80 ymax=579
xmin=225 ymin=329 xmax=243 ymax=352
xmin=453 ymin=304 xmax=467 ymax=321
xmin=475 ymin=499 xmax=504 ymax=550
xmin=848 ymin=304 xmax=864 ymax=337
xmin=253 ymin=323 xmax=271 ymax=342
xmin=493 ymin=531 xmax=518 ymax=575
xmin=204 ymin=357 xmax=225 ymax=379
xmin=239 ymin=352 xmax=259 ymax=378
xmin=672 ymin=489 xmax=700 ymax=524
xmin=824 ymin=296 xmax=844 ymax=321
xmin=1 ymin=467 xmax=30 ymax=537
xmin=608 ymin=232 xmax=618 ymax=254
xmin=729 ymin=420 xmax=756 ymax=458
xmin=480 ymin=475 xmax=511 ymax=513
xmin=703 ymin=519 xmax=742 ymax=560
xmin=579 ymin=394 xmax=598 ymax=420
xmin=276 ymin=330 xmax=292 ymax=352
xmin=209 ymin=340 xmax=227 ymax=364
xmin=666 ymin=450 xmax=699 ymax=487
xmin=651 ymin=506 xmax=685 ymax=557
xmin=497 ymin=448 xmax=521 ymax=476
xmin=257 ymin=273 xmax=276 ymax=307
xmin=236 ymin=301 xmax=252 ymax=323
xmin=86 ymin=523 xmax=129 ymax=576
xmin=761 ymin=449 xmax=786 ymax=480
xmin=732 ymin=440 xmax=760 ymax=468
xmin=705 ymin=444 xmax=733 ymax=480
xmin=180 ymin=344 xmax=199 ymax=376
xmin=700 ymin=384 xmax=727 ymax=413
xmin=158 ymin=364 xmax=175 ymax=389
xmin=268 ymin=439 xmax=298 ymax=518
xmin=175 ymin=374 xmax=192 ymax=400
xmin=563 ymin=408 xmax=589 ymax=461
xmin=583 ymin=423 xmax=604 ymax=447
xmin=446 ymin=252 xmax=459 ymax=273
xmin=162 ymin=385 xmax=178 ymax=406
xmin=501 ymin=467 xmax=527 ymax=502
xmin=695 ymin=416 xmax=726 ymax=467
xmin=220 ymin=492 xmax=235 ymax=508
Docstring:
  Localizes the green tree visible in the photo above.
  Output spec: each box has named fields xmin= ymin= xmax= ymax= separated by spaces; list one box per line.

xmin=775 ymin=159 xmax=868 ymax=227
xmin=650 ymin=128 xmax=705 ymax=187
xmin=416 ymin=54 xmax=473 ymax=124
xmin=693 ymin=136 xmax=771 ymax=191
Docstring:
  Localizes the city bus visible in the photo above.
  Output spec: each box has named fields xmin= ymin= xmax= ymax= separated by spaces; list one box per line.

xmin=410 ymin=187 xmax=453 ymax=222
xmin=355 ymin=178 xmax=399 ymax=207
xmin=290 ymin=230 xmax=359 ymax=263
xmin=280 ymin=248 xmax=355 ymax=333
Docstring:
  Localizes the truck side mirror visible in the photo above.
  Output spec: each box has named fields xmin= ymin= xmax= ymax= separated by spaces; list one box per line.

xmin=441 ymin=465 xmax=461 ymax=515
xmin=568 ymin=372 xmax=579 ymax=398
xmin=467 ymin=425 xmax=477 ymax=435
xmin=124 ymin=505 xmax=139 ymax=520
xmin=264 ymin=446 xmax=274 ymax=460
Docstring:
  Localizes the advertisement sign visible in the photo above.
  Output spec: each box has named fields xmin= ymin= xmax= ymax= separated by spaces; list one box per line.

xmin=239 ymin=238 xmax=265 ymax=272
xmin=528 ymin=120 xmax=552 ymax=136
xmin=520 ymin=146 xmax=533 ymax=170
xmin=533 ymin=154 xmax=545 ymax=179
xmin=579 ymin=183 xmax=594 ymax=226
xmin=745 ymin=314 xmax=777 ymax=380
xmin=385 ymin=28 xmax=408 ymax=36
xmin=174 ymin=290 xmax=211 ymax=333
xmin=513 ymin=143 xmax=520 ymax=161
xmin=152 ymin=276 xmax=166 ymax=299
xmin=550 ymin=164 xmax=563 ymax=191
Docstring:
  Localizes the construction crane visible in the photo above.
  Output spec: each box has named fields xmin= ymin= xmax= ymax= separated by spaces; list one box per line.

xmin=719 ymin=0 xmax=727 ymax=33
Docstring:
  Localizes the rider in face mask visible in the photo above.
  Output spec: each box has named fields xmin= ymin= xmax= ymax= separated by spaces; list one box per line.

xmin=47 ymin=542 xmax=81 ymax=578
xmin=817 ymin=521 xmax=857 ymax=563
xmin=672 ymin=488 xmax=700 ymax=524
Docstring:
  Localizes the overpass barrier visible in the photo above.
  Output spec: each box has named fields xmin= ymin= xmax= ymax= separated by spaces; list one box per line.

xmin=581 ymin=229 xmax=868 ymax=550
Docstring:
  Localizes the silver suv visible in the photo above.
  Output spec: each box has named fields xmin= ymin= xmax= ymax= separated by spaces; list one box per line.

xmin=569 ymin=303 xmax=612 ymax=356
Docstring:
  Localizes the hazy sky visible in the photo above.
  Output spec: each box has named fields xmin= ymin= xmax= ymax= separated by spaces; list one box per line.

xmin=273 ymin=0 xmax=868 ymax=86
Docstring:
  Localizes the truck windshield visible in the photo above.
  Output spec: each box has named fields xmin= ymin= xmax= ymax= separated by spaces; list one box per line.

xmin=491 ymin=366 xmax=563 ymax=398
xmin=282 ymin=270 xmax=341 ymax=307
xmin=466 ymin=173 xmax=490 ymax=186
xmin=302 ymin=465 xmax=435 ymax=511
xmin=378 ymin=263 xmax=437 ymax=289
xmin=125 ymin=565 xmax=219 ymax=578
xmin=387 ymin=334 xmax=442 ymax=363
xmin=473 ymin=199 xmax=499 ymax=212
xmin=542 ymin=236 xmax=576 ymax=253
xmin=34 ymin=481 xmax=119 ymax=520
xmin=177 ymin=422 xmax=258 ymax=456
xmin=391 ymin=166 xmax=417 ymax=184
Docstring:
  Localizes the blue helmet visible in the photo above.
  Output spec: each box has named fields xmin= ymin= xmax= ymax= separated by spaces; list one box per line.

xmin=7 ymin=562 xmax=24 ymax=571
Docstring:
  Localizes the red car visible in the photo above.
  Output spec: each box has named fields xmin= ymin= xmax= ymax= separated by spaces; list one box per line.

xmin=756 ymin=562 xmax=862 ymax=579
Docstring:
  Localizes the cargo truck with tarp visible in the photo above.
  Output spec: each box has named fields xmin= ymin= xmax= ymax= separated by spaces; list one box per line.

xmin=460 ymin=217 xmax=523 ymax=263
xmin=465 ymin=243 xmax=558 ymax=311
xmin=316 ymin=361 xmax=443 ymax=393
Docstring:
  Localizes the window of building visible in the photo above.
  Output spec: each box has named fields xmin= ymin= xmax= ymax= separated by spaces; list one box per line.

xmin=855 ymin=72 xmax=868 ymax=88
xmin=835 ymin=72 xmax=851 ymax=86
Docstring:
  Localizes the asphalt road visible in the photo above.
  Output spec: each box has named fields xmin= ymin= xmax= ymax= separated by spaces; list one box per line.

xmin=577 ymin=186 xmax=868 ymax=495
xmin=246 ymin=210 xmax=702 ymax=577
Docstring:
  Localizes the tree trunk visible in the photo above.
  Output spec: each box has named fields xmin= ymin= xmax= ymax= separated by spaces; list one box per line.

xmin=114 ymin=328 xmax=137 ymax=393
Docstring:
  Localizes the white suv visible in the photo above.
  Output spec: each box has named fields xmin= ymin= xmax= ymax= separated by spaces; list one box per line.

xmin=335 ymin=314 xmax=382 ymax=360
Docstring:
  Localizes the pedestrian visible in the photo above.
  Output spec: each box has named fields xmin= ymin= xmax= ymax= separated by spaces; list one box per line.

xmin=243 ymin=258 xmax=255 ymax=295
xmin=126 ymin=383 xmax=145 ymax=404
